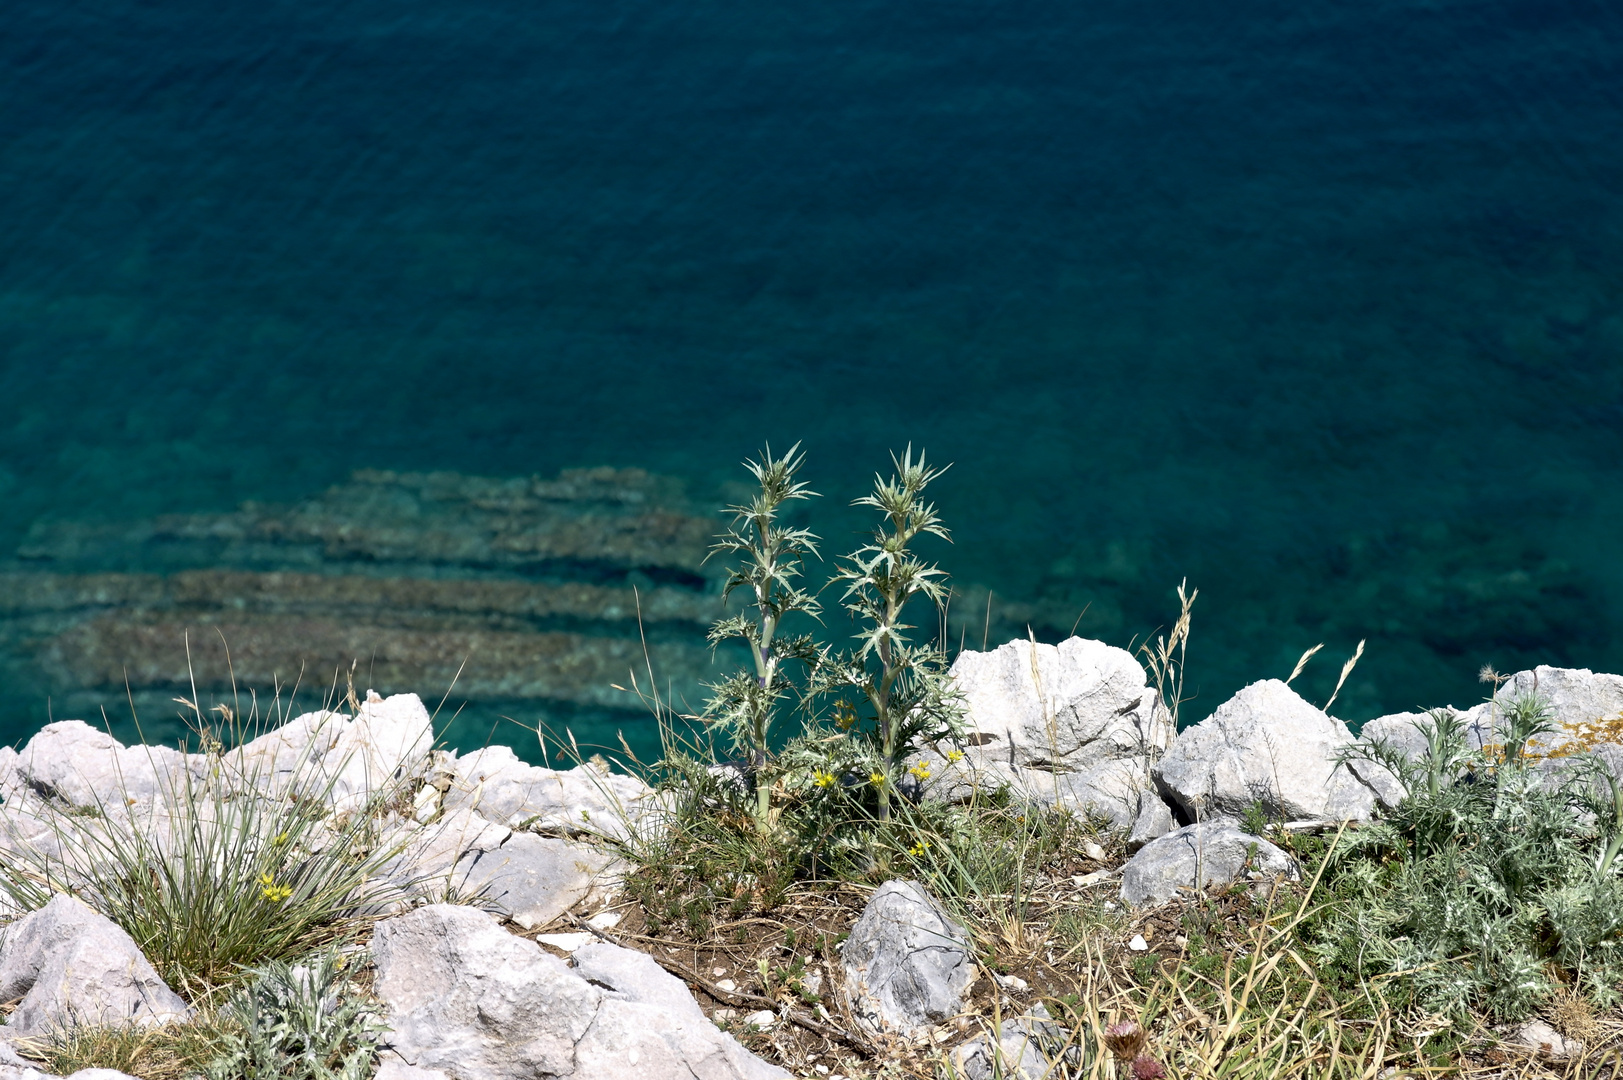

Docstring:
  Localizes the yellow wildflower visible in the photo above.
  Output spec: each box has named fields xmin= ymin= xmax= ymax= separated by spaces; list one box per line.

xmin=833 ymin=701 xmax=858 ymax=731
xmin=907 ymin=840 xmax=929 ymax=857
xmin=944 ymin=749 xmax=965 ymax=764
xmin=908 ymin=762 xmax=932 ymax=781
xmin=813 ymin=770 xmax=837 ymax=789
xmin=258 ymin=872 xmax=292 ymax=904
xmin=869 ymin=770 xmax=887 ymax=788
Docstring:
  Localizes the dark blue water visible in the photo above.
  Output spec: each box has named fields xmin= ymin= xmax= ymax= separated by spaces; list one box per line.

xmin=2 ymin=0 xmax=1622 ymax=745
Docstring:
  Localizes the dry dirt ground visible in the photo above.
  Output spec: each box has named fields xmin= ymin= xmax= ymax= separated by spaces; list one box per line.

xmin=500 ymin=842 xmax=1623 ymax=1080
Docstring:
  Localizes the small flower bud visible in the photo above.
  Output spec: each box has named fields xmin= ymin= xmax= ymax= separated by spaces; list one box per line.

xmin=1131 ymin=1054 xmax=1165 ymax=1080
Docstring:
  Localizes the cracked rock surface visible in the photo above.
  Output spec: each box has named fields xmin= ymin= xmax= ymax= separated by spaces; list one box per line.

xmin=910 ymin=637 xmax=1176 ymax=834
xmin=1119 ymin=822 xmax=1298 ymax=907
xmin=371 ymin=904 xmax=786 ymax=1080
xmin=840 ymin=880 xmax=974 ymax=1039
xmin=1154 ymin=679 xmax=1384 ymax=822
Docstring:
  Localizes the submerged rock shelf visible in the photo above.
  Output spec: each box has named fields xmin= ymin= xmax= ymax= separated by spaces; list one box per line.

xmin=0 ymin=467 xmax=733 ymax=749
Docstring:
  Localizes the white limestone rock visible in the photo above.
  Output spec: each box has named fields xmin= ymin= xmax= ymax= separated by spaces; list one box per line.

xmin=442 ymin=745 xmax=653 ymax=841
xmin=1363 ymin=666 xmax=1623 ymax=763
xmin=912 ymin=637 xmax=1172 ymax=828
xmin=1154 ymin=680 xmax=1381 ymax=821
xmin=370 ymin=904 xmax=786 ymax=1080
xmin=1127 ymin=794 xmax=1177 ymax=851
xmin=952 ymin=1005 xmax=1075 ymax=1080
xmin=1510 ymin=1019 xmax=1582 ymax=1060
xmin=1120 ymin=822 xmax=1298 ymax=907
xmin=12 ymin=722 xmax=201 ymax=814
xmin=840 ymin=880 xmax=975 ymax=1039
xmin=226 ymin=692 xmax=434 ymax=812
xmin=0 ymin=894 xmax=190 ymax=1036
xmin=368 ymin=807 xmax=512 ymax=910
xmin=1504 ymin=666 xmax=1623 ymax=745
xmin=452 ymin=832 xmax=618 ymax=931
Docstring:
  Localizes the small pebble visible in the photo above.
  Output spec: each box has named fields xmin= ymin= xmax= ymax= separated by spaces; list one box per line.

xmin=1084 ymin=841 xmax=1107 ymax=861
xmin=712 ymin=967 xmax=727 ymax=977
xmin=586 ymin=910 xmax=622 ymax=931
xmin=1175 ymin=935 xmax=1188 ymax=948
xmin=535 ymin=932 xmax=594 ymax=953
xmin=743 ymin=1009 xmax=778 ymax=1029
xmin=1128 ymin=934 xmax=1149 ymax=952
xmin=715 ymin=978 xmax=737 ymax=993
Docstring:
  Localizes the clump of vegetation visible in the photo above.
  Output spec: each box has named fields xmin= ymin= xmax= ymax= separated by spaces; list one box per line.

xmin=204 ymin=948 xmax=386 ymax=1080
xmin=0 ymin=702 xmax=411 ymax=998
xmin=25 ymin=947 xmax=384 ymax=1080
xmin=24 ymin=1013 xmax=238 ymax=1080
xmin=1313 ymin=684 xmax=1623 ymax=1020
xmin=625 ymin=446 xmax=972 ymax=905
xmin=807 ymin=446 xmax=965 ymax=823
xmin=617 ymin=449 xmax=1623 ymax=1076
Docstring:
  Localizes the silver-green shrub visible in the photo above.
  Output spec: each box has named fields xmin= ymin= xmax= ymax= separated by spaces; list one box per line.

xmin=204 ymin=949 xmax=385 ymax=1080
xmin=1316 ymin=691 xmax=1623 ymax=1019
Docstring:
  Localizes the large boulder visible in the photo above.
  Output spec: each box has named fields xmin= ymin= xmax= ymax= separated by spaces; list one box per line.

xmin=370 ymin=904 xmax=786 ymax=1080
xmin=0 ymin=894 xmax=190 ymax=1036
xmin=228 ymin=692 xmax=434 ymax=812
xmin=1505 ymin=666 xmax=1623 ymax=746
xmin=9 ymin=722 xmax=201 ymax=814
xmin=912 ymin=638 xmax=1173 ymax=830
xmin=442 ymin=746 xmax=653 ymax=841
xmin=1155 ymin=680 xmax=1383 ymax=822
xmin=1120 ymin=822 xmax=1298 ymax=907
xmin=840 ymin=880 xmax=975 ymax=1039
xmin=1361 ymin=666 xmax=1623 ymax=764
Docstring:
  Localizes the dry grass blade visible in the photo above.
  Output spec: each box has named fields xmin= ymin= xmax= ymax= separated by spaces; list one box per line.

xmin=1285 ymin=643 xmax=1323 ymax=686
xmin=1324 ymin=639 xmax=1366 ymax=713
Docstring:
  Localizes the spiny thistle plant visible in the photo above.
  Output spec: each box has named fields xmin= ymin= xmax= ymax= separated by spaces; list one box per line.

xmin=699 ymin=443 xmax=822 ymax=826
xmin=810 ymin=446 xmax=965 ymax=822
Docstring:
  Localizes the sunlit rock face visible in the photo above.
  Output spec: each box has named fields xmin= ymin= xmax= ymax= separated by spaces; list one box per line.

xmin=0 ymin=467 xmax=728 ymax=747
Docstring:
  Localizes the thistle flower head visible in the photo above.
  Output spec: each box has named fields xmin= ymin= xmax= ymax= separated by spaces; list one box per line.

xmin=1103 ymin=1020 xmax=1148 ymax=1062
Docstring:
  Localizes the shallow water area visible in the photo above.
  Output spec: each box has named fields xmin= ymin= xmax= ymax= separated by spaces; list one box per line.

xmin=0 ymin=0 xmax=1620 ymax=760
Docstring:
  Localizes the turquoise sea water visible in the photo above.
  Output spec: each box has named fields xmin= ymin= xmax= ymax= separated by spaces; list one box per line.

xmin=2 ymin=0 xmax=1622 ymax=750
